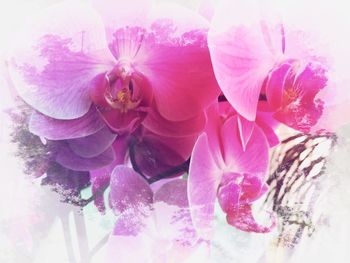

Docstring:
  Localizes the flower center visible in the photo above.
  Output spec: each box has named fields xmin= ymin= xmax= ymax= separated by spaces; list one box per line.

xmin=104 ymin=63 xmax=141 ymax=113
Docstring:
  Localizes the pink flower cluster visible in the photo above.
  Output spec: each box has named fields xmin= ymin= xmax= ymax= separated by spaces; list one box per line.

xmin=7 ymin=0 xmax=350 ymax=259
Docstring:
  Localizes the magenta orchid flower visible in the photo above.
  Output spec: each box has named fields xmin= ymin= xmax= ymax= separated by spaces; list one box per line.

xmin=106 ymin=166 xmax=208 ymax=262
xmin=188 ymin=104 xmax=275 ymax=239
xmin=9 ymin=0 xmax=219 ymax=135
xmin=208 ymin=0 xmax=350 ymax=132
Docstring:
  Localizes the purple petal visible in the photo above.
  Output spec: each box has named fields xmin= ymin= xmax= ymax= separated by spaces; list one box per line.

xmin=56 ymin=143 xmax=115 ymax=171
xmin=9 ymin=1 xmax=114 ymax=119
xmin=29 ymin=107 xmax=105 ymax=140
xmin=109 ymin=166 xmax=153 ymax=215
xmin=68 ymin=126 xmax=117 ymax=158
xmin=154 ymin=179 xmax=188 ymax=208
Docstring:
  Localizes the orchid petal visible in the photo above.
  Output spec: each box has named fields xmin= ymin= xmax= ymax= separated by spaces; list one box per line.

xmin=56 ymin=144 xmax=115 ymax=171
xmin=68 ymin=126 xmax=116 ymax=158
xmin=208 ymin=0 xmax=276 ymax=121
xmin=9 ymin=0 xmax=114 ymax=119
xmin=29 ymin=107 xmax=105 ymax=140
xmin=142 ymin=107 xmax=206 ymax=138
xmin=154 ymin=179 xmax=188 ymax=208
xmin=135 ymin=4 xmax=220 ymax=121
xmin=109 ymin=166 xmax=153 ymax=215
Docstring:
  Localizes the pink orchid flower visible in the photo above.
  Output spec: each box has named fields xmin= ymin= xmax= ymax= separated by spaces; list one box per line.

xmin=8 ymin=0 xmax=219 ymax=135
xmin=208 ymin=0 xmax=350 ymax=133
xmin=106 ymin=166 xmax=208 ymax=262
xmin=188 ymin=104 xmax=275 ymax=239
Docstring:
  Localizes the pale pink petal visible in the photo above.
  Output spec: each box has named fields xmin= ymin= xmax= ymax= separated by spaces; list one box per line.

xmin=9 ymin=1 xmax=114 ymax=120
xmin=204 ymin=104 xmax=226 ymax=168
xmin=221 ymin=116 xmax=269 ymax=176
xmin=109 ymin=166 xmax=153 ymax=215
xmin=208 ymin=0 xmax=276 ymax=121
xmin=68 ymin=127 xmax=117 ymax=158
xmin=188 ymin=134 xmax=222 ymax=240
xmin=29 ymin=107 xmax=105 ymax=140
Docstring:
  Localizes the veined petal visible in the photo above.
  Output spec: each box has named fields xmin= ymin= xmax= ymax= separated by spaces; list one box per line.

xmin=135 ymin=4 xmax=220 ymax=121
xmin=208 ymin=0 xmax=277 ymax=121
xmin=29 ymin=107 xmax=105 ymax=140
xmin=188 ymin=133 xmax=222 ymax=240
xmin=9 ymin=0 xmax=114 ymax=119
